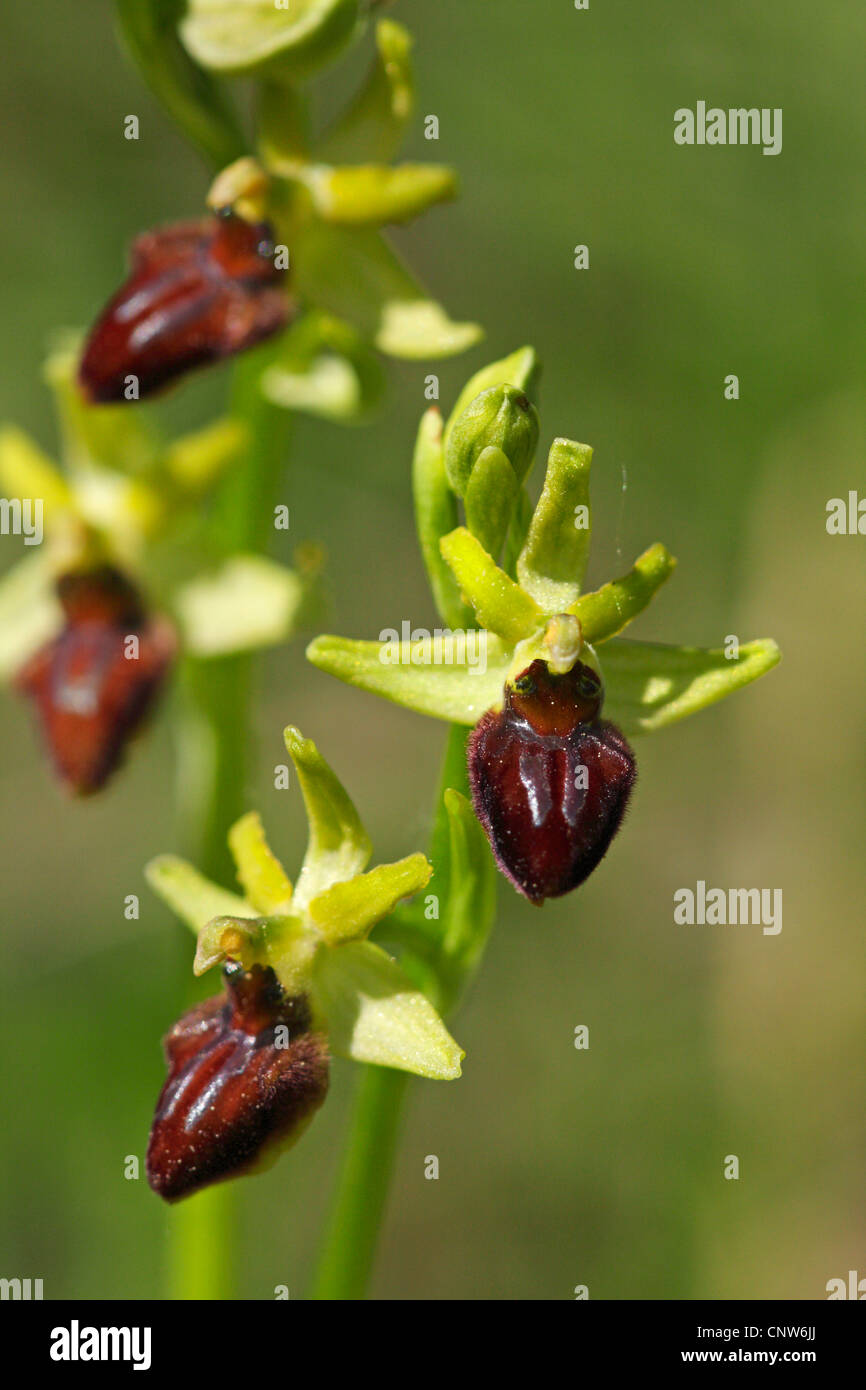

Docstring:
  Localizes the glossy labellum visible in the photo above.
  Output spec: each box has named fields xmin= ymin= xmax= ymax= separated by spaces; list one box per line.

xmin=15 ymin=565 xmax=175 ymax=795
xmin=147 ymin=963 xmax=329 ymax=1203
xmin=468 ymin=658 xmax=636 ymax=903
xmin=78 ymin=210 xmax=290 ymax=401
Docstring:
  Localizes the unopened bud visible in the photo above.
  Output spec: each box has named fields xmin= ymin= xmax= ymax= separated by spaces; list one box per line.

xmin=444 ymin=384 xmax=539 ymax=498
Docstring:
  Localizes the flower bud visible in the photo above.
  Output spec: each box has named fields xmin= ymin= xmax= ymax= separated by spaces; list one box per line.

xmin=444 ymin=385 xmax=539 ymax=498
xmin=78 ymin=210 xmax=291 ymax=402
xmin=147 ymin=963 xmax=329 ymax=1202
xmin=14 ymin=565 xmax=175 ymax=794
xmin=467 ymin=658 xmax=636 ymax=903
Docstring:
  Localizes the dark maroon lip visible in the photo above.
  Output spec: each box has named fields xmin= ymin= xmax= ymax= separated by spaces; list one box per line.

xmin=77 ymin=212 xmax=291 ymax=403
xmin=468 ymin=659 xmax=636 ymax=903
xmin=14 ymin=566 xmax=175 ymax=796
xmin=146 ymin=965 xmax=329 ymax=1203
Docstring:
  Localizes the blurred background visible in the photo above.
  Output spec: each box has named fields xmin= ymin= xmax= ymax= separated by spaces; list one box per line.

xmin=1 ymin=0 xmax=864 ymax=1299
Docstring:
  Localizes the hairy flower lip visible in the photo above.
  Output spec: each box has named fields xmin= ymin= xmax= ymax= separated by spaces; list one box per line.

xmin=14 ymin=565 xmax=175 ymax=795
xmin=146 ymin=963 xmax=329 ymax=1204
xmin=468 ymin=659 xmax=636 ymax=903
xmin=78 ymin=212 xmax=291 ymax=403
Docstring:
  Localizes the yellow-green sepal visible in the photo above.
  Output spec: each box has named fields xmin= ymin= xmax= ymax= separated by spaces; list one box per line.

xmin=145 ymin=854 xmax=252 ymax=936
xmin=306 ymin=632 xmax=512 ymax=725
xmin=284 ymin=726 xmax=372 ymax=906
xmin=180 ymin=0 xmax=361 ymax=80
xmin=311 ymin=939 xmax=464 ymax=1079
xmin=601 ymin=637 xmax=781 ymax=735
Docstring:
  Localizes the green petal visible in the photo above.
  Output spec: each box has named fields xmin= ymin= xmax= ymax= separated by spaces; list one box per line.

xmin=306 ymin=633 xmax=511 ymax=724
xmin=228 ymin=811 xmax=293 ymax=913
xmin=261 ymin=311 xmax=384 ymax=423
xmin=0 ymin=553 xmax=61 ymax=681
xmin=312 ymin=940 xmax=463 ymax=1079
xmin=569 ymin=543 xmax=676 ymax=643
xmin=411 ymin=408 xmax=469 ymax=628
xmin=317 ymin=17 xmax=414 ymax=164
xmin=145 ymin=854 xmax=252 ymax=935
xmin=443 ymin=345 xmax=540 ymax=456
xmin=180 ymin=0 xmax=360 ymax=79
xmin=284 ymin=727 xmax=372 ymax=906
xmin=163 ymin=418 xmax=247 ymax=494
xmin=377 ymin=300 xmax=482 ymax=360
xmin=45 ymin=339 xmax=161 ymax=478
xmin=602 ymin=637 xmax=781 ymax=735
xmin=439 ymin=528 xmax=543 ymax=644
xmin=175 ymin=555 xmax=305 ymax=657
xmin=297 ymin=162 xmax=457 ymax=227
xmin=517 ymin=437 xmax=593 ymax=610
xmin=309 ymin=853 xmax=432 ymax=944
xmin=295 ymin=224 xmax=481 ymax=360
xmin=0 ymin=426 xmax=72 ymax=524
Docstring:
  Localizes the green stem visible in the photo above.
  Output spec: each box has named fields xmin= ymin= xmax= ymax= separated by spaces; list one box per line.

xmin=310 ymin=1066 xmax=410 ymax=1300
xmin=310 ymin=728 xmax=494 ymax=1300
xmin=166 ymin=1181 xmax=237 ymax=1302
xmin=166 ymin=351 xmax=292 ymax=1300
xmin=114 ymin=0 xmax=245 ymax=170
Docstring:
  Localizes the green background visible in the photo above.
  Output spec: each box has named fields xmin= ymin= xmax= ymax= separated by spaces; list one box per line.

xmin=1 ymin=0 xmax=864 ymax=1299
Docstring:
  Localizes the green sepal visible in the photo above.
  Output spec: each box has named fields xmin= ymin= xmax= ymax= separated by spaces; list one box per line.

xmin=227 ymin=811 xmax=294 ymax=913
xmin=294 ymin=224 xmax=481 ymax=359
xmin=317 ymin=17 xmax=413 ymax=164
xmin=377 ymin=300 xmax=482 ymax=360
xmin=163 ymin=418 xmax=247 ymax=495
xmin=284 ymin=726 xmax=372 ymax=906
xmin=261 ymin=311 xmax=385 ymax=423
xmin=569 ymin=543 xmax=677 ymax=643
xmin=439 ymin=527 xmax=543 ymax=644
xmin=601 ymin=637 xmax=781 ymax=735
xmin=179 ymin=0 xmax=361 ymax=79
xmin=306 ymin=632 xmax=511 ymax=725
xmin=46 ymin=339 xmax=160 ymax=479
xmin=0 ymin=553 xmax=62 ymax=681
xmin=517 ymin=437 xmax=593 ymax=610
xmin=145 ymin=854 xmax=251 ymax=935
xmin=311 ymin=939 xmax=464 ymax=1078
xmin=308 ymin=853 xmax=432 ymax=944
xmin=0 ymin=426 xmax=73 ymax=525
xmin=175 ymin=555 xmax=306 ymax=657
xmin=411 ymin=408 xmax=470 ymax=628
